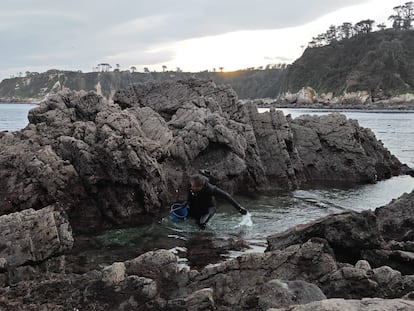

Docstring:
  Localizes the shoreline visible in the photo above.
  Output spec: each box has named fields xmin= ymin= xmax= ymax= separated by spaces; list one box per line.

xmin=257 ymin=102 xmax=414 ymax=111
xmin=0 ymin=98 xmax=41 ymax=104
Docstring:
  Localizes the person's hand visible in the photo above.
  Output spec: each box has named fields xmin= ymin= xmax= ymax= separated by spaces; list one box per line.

xmin=239 ymin=207 xmax=248 ymax=215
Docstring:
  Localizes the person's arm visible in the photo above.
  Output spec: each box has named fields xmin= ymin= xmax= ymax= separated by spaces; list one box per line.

xmin=212 ymin=186 xmax=248 ymax=215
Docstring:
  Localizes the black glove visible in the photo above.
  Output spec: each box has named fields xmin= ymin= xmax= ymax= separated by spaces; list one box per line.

xmin=239 ymin=207 xmax=248 ymax=215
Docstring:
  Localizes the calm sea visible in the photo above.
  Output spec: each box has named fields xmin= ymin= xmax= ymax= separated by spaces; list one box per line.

xmin=0 ymin=103 xmax=37 ymax=131
xmin=2 ymin=103 xmax=414 ymax=265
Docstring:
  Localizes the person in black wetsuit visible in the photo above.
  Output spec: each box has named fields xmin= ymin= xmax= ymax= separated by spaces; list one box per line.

xmin=186 ymin=174 xmax=248 ymax=229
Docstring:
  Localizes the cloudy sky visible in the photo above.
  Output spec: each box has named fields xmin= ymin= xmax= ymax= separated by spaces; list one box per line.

xmin=0 ymin=0 xmax=405 ymax=81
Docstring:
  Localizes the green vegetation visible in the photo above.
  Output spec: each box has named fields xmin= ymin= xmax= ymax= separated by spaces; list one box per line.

xmin=284 ymin=29 xmax=414 ymax=96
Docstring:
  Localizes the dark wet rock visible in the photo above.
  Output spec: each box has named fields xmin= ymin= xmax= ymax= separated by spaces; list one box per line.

xmin=184 ymin=234 xmax=248 ymax=270
xmin=361 ymin=248 xmax=414 ymax=276
xmin=266 ymin=211 xmax=383 ymax=264
xmin=319 ymin=263 xmax=413 ymax=299
xmin=375 ymin=191 xmax=414 ymax=242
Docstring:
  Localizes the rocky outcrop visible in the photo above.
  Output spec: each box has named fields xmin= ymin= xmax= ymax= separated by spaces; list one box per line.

xmin=0 ymin=205 xmax=73 ymax=286
xmin=290 ymin=113 xmax=404 ymax=183
xmin=0 ymin=80 xmax=408 ymax=232
xmin=273 ymin=87 xmax=414 ymax=110
xmin=0 ymin=239 xmax=413 ymax=310
xmin=267 ymin=189 xmax=414 ymax=275
xmin=0 ymin=205 xmax=73 ymax=267
xmin=1 ymin=188 xmax=414 ymax=309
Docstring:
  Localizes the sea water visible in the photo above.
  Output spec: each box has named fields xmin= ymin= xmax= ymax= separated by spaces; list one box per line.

xmin=0 ymin=103 xmax=37 ymax=131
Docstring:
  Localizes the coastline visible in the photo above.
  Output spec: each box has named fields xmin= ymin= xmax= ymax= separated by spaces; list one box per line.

xmin=0 ymin=97 xmax=41 ymax=104
xmin=257 ymin=100 xmax=414 ymax=111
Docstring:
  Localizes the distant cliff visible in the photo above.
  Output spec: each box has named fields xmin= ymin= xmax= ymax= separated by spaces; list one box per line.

xmin=0 ymin=68 xmax=286 ymax=102
xmin=1 ymin=29 xmax=413 ymax=103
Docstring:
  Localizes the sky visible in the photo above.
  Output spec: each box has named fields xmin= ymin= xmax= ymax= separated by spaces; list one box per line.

xmin=0 ymin=0 xmax=406 ymax=81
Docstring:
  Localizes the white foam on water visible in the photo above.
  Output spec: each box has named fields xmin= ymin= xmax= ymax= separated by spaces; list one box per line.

xmin=234 ymin=212 xmax=253 ymax=228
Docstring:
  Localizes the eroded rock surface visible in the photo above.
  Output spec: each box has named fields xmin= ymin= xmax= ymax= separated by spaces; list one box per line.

xmin=0 ymin=80 xmax=413 ymax=310
xmin=0 ymin=80 xmax=407 ymax=232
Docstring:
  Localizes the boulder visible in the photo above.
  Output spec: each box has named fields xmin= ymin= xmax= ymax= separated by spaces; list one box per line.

xmin=0 ymin=205 xmax=73 ymax=268
xmin=267 ymin=211 xmax=383 ymax=263
xmin=296 ymin=87 xmax=318 ymax=105
xmin=183 ymin=240 xmax=337 ymax=309
xmin=268 ymin=298 xmax=414 ymax=311
xmin=290 ymin=113 xmax=403 ymax=183
xmin=167 ymin=288 xmax=215 ymax=310
xmin=257 ymin=279 xmax=326 ymax=309
xmin=319 ymin=263 xmax=414 ymax=299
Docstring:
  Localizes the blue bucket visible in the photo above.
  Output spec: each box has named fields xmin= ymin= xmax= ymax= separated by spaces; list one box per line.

xmin=170 ymin=202 xmax=188 ymax=221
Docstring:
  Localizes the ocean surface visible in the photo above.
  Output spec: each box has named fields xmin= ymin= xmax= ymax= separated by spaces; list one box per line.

xmin=0 ymin=103 xmax=37 ymax=131
xmin=2 ymin=103 xmax=414 ymax=267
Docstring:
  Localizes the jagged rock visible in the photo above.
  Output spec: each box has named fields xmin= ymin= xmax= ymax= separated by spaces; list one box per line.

xmin=318 ymin=263 xmax=414 ymax=299
xmin=0 ymin=80 xmax=407 ymax=233
xmin=257 ymin=279 xmax=326 ymax=309
xmin=124 ymin=249 xmax=178 ymax=280
xmin=267 ymin=189 xmax=414 ymax=275
xmin=0 ymin=243 xmax=412 ymax=310
xmin=167 ymin=288 xmax=215 ymax=310
xmin=182 ymin=240 xmax=337 ymax=309
xmin=376 ymin=191 xmax=414 ymax=242
xmin=362 ymin=249 xmax=414 ymax=276
xmin=290 ymin=113 xmax=403 ymax=183
xmin=0 ymin=80 xmax=412 ymax=309
xmin=266 ymin=210 xmax=383 ymax=263
xmin=246 ymin=105 xmax=303 ymax=189
xmin=0 ymin=205 xmax=73 ymax=268
xmin=357 ymin=190 xmax=414 ymax=274
xmin=268 ymin=298 xmax=414 ymax=311
xmin=297 ymin=87 xmax=318 ymax=105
